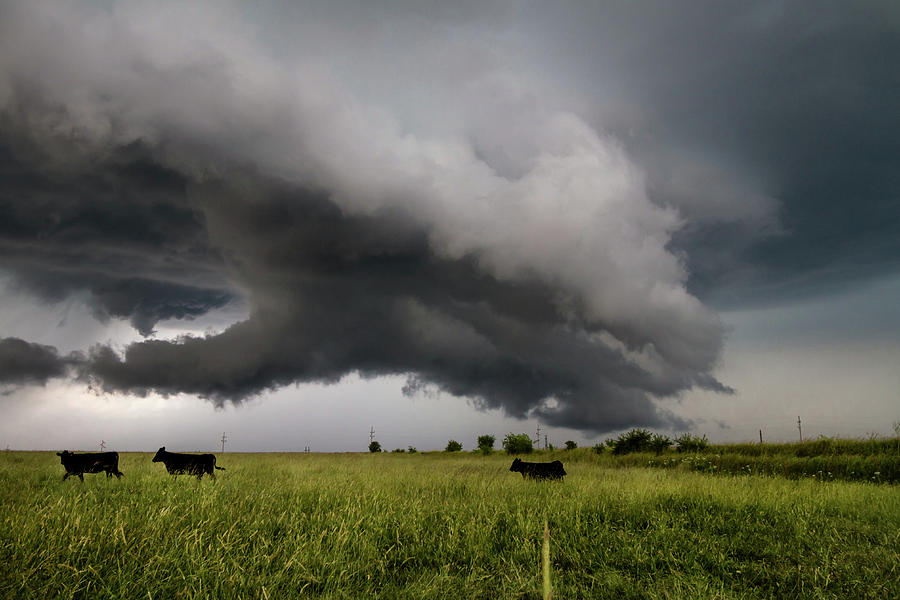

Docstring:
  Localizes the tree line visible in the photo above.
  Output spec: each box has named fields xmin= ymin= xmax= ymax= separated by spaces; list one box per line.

xmin=368 ymin=433 xmax=586 ymax=454
xmin=366 ymin=429 xmax=712 ymax=455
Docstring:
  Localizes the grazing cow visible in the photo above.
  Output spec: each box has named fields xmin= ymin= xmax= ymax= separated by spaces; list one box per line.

xmin=152 ymin=447 xmax=225 ymax=480
xmin=509 ymin=458 xmax=566 ymax=480
xmin=56 ymin=451 xmax=124 ymax=481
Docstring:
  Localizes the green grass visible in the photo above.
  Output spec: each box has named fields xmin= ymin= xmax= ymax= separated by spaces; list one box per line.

xmin=702 ymin=437 xmax=899 ymax=458
xmin=1 ymin=451 xmax=898 ymax=599
xmin=590 ymin=436 xmax=900 ymax=483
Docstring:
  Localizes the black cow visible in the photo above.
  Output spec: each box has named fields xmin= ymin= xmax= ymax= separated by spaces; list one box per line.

xmin=57 ymin=451 xmax=124 ymax=481
xmin=152 ymin=447 xmax=225 ymax=479
xmin=509 ymin=458 xmax=566 ymax=480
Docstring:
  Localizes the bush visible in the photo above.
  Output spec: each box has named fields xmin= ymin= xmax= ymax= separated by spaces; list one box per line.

xmin=565 ymin=441 xmax=578 ymax=450
xmin=477 ymin=435 xmax=495 ymax=454
xmin=392 ymin=448 xmax=405 ymax=453
xmin=368 ymin=441 xmax=382 ymax=453
xmin=445 ymin=440 xmax=463 ymax=452
xmin=675 ymin=433 xmax=709 ymax=453
xmin=407 ymin=446 xmax=417 ymax=454
xmin=592 ymin=443 xmax=605 ymax=454
xmin=611 ymin=429 xmax=653 ymax=455
xmin=649 ymin=434 xmax=672 ymax=455
xmin=503 ymin=433 xmax=533 ymax=455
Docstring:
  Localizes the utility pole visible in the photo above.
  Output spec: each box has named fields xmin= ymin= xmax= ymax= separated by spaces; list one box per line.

xmin=100 ymin=440 xmax=106 ymax=451
xmin=759 ymin=429 xmax=763 ymax=444
xmin=544 ymin=434 xmax=548 ymax=450
xmin=535 ymin=424 xmax=542 ymax=447
xmin=221 ymin=432 xmax=227 ymax=454
xmin=370 ymin=426 xmax=375 ymax=445
xmin=797 ymin=416 xmax=802 ymax=442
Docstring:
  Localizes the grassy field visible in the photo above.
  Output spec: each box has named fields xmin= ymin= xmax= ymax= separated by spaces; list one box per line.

xmin=1 ymin=450 xmax=898 ymax=599
xmin=599 ymin=434 xmax=900 ymax=483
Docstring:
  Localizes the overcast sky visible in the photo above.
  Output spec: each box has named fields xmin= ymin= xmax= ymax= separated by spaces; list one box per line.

xmin=1 ymin=1 xmax=898 ymax=452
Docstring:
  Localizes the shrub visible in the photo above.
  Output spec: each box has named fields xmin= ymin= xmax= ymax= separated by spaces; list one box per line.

xmin=675 ymin=433 xmax=709 ymax=453
xmin=503 ymin=433 xmax=533 ymax=455
xmin=649 ymin=434 xmax=672 ymax=455
xmin=368 ymin=441 xmax=382 ymax=453
xmin=592 ymin=443 xmax=605 ymax=454
xmin=392 ymin=448 xmax=405 ymax=453
xmin=796 ymin=436 xmax=845 ymax=457
xmin=445 ymin=440 xmax=463 ymax=452
xmin=611 ymin=429 xmax=653 ymax=455
xmin=407 ymin=446 xmax=417 ymax=454
xmin=477 ymin=435 xmax=495 ymax=455
xmin=565 ymin=440 xmax=578 ymax=450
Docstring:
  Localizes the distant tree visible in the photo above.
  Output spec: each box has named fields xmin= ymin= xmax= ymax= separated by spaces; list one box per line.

xmin=502 ymin=433 xmax=533 ymax=455
xmin=407 ymin=446 xmax=417 ymax=454
xmin=368 ymin=441 xmax=382 ymax=453
xmin=392 ymin=448 xmax=405 ymax=453
xmin=675 ymin=433 xmax=708 ymax=453
xmin=564 ymin=440 xmax=577 ymax=450
xmin=611 ymin=429 xmax=653 ymax=455
xmin=592 ymin=443 xmax=605 ymax=454
xmin=649 ymin=434 xmax=672 ymax=455
xmin=445 ymin=440 xmax=463 ymax=452
xmin=477 ymin=435 xmax=495 ymax=455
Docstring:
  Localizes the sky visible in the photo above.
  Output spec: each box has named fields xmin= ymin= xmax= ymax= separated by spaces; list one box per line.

xmin=1 ymin=1 xmax=898 ymax=452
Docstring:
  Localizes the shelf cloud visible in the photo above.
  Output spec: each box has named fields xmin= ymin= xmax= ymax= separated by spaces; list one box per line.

xmin=6 ymin=2 xmax=895 ymax=433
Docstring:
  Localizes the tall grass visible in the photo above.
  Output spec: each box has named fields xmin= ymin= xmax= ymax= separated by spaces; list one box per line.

xmin=560 ymin=436 xmax=900 ymax=483
xmin=712 ymin=436 xmax=898 ymax=458
xmin=1 ymin=451 xmax=898 ymax=599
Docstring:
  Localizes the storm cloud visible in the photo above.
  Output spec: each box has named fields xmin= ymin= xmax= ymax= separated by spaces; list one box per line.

xmin=0 ymin=337 xmax=76 ymax=387
xmin=1 ymin=1 xmax=895 ymax=433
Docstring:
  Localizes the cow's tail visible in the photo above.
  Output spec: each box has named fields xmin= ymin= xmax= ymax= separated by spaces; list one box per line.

xmin=215 ymin=466 xmax=226 ymax=470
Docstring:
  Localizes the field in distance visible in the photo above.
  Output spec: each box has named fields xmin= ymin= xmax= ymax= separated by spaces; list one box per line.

xmin=1 ymin=450 xmax=898 ymax=599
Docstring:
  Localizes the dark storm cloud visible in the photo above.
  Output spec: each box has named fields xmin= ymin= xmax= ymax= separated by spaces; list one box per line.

xmin=0 ymin=120 xmax=234 ymax=334
xmin=78 ymin=181 xmax=710 ymax=430
xmin=525 ymin=1 xmax=900 ymax=307
xmin=25 ymin=1 xmax=900 ymax=432
xmin=0 ymin=337 xmax=76 ymax=387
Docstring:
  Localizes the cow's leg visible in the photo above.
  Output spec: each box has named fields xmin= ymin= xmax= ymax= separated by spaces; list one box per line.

xmin=62 ymin=472 xmax=70 ymax=481
xmin=208 ymin=469 xmax=216 ymax=480
xmin=78 ymin=473 xmax=84 ymax=482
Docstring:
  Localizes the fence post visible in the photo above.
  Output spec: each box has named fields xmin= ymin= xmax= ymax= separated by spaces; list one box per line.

xmin=543 ymin=519 xmax=551 ymax=600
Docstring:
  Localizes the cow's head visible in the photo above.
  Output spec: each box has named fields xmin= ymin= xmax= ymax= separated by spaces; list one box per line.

xmin=56 ymin=450 xmax=72 ymax=464
xmin=152 ymin=447 xmax=166 ymax=462
xmin=509 ymin=458 xmax=523 ymax=472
